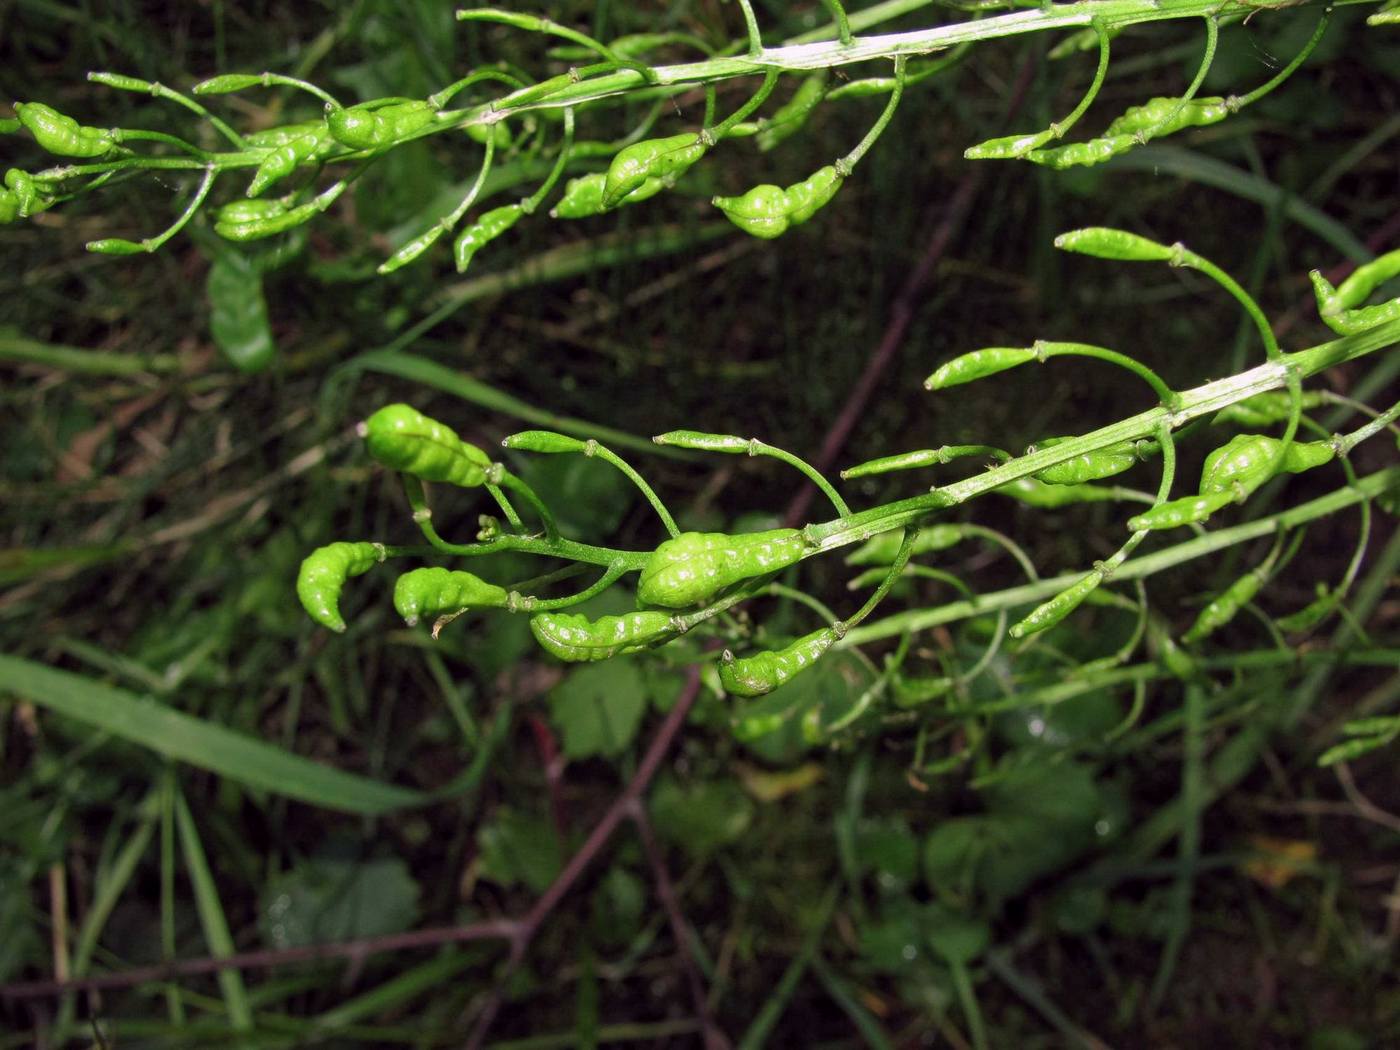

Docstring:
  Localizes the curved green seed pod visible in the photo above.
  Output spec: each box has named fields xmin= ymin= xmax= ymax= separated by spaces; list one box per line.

xmin=845 ymin=525 xmax=966 ymax=566
xmin=360 ymin=403 xmax=492 ymax=487
xmin=1372 ymin=0 xmax=1400 ymax=25
xmin=783 ymin=165 xmax=842 ymax=224
xmin=392 ymin=567 xmax=508 ymax=626
xmin=964 ymin=131 xmax=1055 ymax=160
xmin=246 ymin=124 xmax=333 ymax=196
xmin=15 ymin=101 xmax=115 ymax=158
xmin=296 ymin=541 xmax=385 ymax=632
xmin=325 ymin=100 xmax=435 ymax=149
xmin=994 ymin=477 xmax=1123 ymax=507
xmin=529 ymin=610 xmax=676 ymax=662
xmin=1053 ymin=227 xmax=1176 ymax=262
xmin=1 ymin=169 xmax=54 ymax=222
xmin=1127 ymin=491 xmax=1234 ymax=531
xmin=924 ymin=347 xmax=1038 ymax=390
xmin=712 ymin=183 xmax=789 ymax=238
xmin=603 ymin=132 xmax=706 ymax=207
xmin=1182 ymin=569 xmax=1265 ymax=643
xmin=713 ymin=165 xmax=843 ymax=239
xmin=214 ymin=183 xmax=344 ymax=241
xmin=1102 ymin=95 xmax=1230 ymax=137
xmin=1198 ymin=434 xmax=1335 ymax=495
xmin=720 ymin=626 xmax=839 ymax=697
xmin=1027 ymin=133 xmax=1136 ymax=169
xmin=652 ymin=430 xmax=749 ymax=452
xmin=757 ymin=71 xmax=827 ymax=152
xmin=550 ymin=170 xmax=668 ymax=219
xmin=1213 ymin=390 xmax=1326 ymax=428
xmin=192 ymin=74 xmax=273 ymax=94
xmin=502 ymin=430 xmax=588 ymax=453
xmin=453 ymin=203 xmax=524 ymax=273
xmin=1032 ymin=437 xmax=1141 ymax=485
xmin=1276 ymin=582 xmax=1337 ymax=633
xmin=1310 ymin=254 xmax=1400 ymax=335
xmin=1009 ymin=570 xmax=1102 ymax=638
xmin=637 ymin=528 xmax=808 ymax=608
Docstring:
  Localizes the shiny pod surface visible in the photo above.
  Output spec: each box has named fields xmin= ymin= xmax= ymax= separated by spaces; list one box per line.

xmin=719 ymin=627 xmax=838 ymax=697
xmin=296 ymin=541 xmax=385 ymax=632
xmin=361 ymin=403 xmax=491 ymax=487
xmin=529 ymin=610 xmax=676 ymax=661
xmin=637 ymin=529 xmax=808 ymax=608
xmin=393 ymin=567 xmax=508 ymax=625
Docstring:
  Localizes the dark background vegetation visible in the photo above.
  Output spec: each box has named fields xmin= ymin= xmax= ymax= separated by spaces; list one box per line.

xmin=2 ymin=1 xmax=1397 ymax=1046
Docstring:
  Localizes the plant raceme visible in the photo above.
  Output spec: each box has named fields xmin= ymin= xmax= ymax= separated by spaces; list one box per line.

xmin=4 ymin=0 xmax=1388 ymax=312
xmin=297 ymin=229 xmax=1400 ymax=732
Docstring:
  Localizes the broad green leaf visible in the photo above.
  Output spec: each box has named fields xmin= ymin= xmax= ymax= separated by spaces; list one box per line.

xmin=548 ymin=659 xmax=648 ymax=760
xmin=260 ymin=855 xmax=420 ymax=949
xmin=0 ymin=656 xmax=427 ymax=815
xmin=207 ymin=247 xmax=274 ymax=372
xmin=476 ymin=807 xmax=561 ymax=893
xmin=650 ymin=777 xmax=753 ymax=858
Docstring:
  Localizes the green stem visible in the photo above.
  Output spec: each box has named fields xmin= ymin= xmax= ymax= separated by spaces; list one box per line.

xmin=515 ymin=561 xmax=628 ymax=611
xmin=949 ymin=960 xmax=989 ymax=1050
xmin=1234 ymin=5 xmax=1332 ymax=108
xmin=429 ymin=69 xmax=530 ymax=109
xmin=496 ymin=469 xmax=560 ymax=539
xmin=1037 ymin=340 xmax=1178 ymax=406
xmin=709 ymin=67 xmax=781 ymax=139
xmin=113 ymin=127 xmax=212 ymax=159
xmin=821 ymin=0 xmax=855 ymax=45
xmin=585 ymin=441 xmax=680 ymax=538
xmin=484 ymin=482 xmax=526 ymax=532
xmin=734 ymin=0 xmax=765 ymax=55
xmin=88 ymin=72 xmax=247 ymax=148
xmin=87 ymin=163 xmax=217 ymax=254
xmin=751 ymin=440 xmax=851 ymax=516
xmin=846 ymin=529 xmax=918 ymax=628
xmin=1337 ymin=396 xmax=1400 ymax=456
xmin=523 ymin=107 xmax=574 ymax=212
xmin=1174 ymin=247 xmax=1281 ymax=361
xmin=457 ymin=8 xmax=658 ymax=84
xmin=839 ymin=56 xmax=906 ymax=170
xmin=1053 ymin=19 xmax=1111 ymax=141
xmin=841 ymin=463 xmax=1400 ymax=647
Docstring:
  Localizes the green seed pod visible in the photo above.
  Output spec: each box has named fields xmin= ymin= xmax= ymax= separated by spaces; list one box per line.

xmin=637 ymin=529 xmax=808 ymax=608
xmin=964 ymin=130 xmax=1053 ymax=160
xmin=463 ymin=120 xmax=513 ymax=149
xmin=652 ymin=430 xmax=749 ymax=452
xmin=995 ymin=477 xmax=1122 ymax=507
xmin=360 ymin=403 xmax=492 ymax=487
xmin=1276 ymin=582 xmax=1336 ymax=633
xmin=757 ymin=71 xmax=827 ymax=152
xmin=550 ymin=170 xmax=668 ymax=218
xmin=603 ymin=132 xmax=706 ymax=207
xmin=392 ymin=567 xmax=509 ymax=626
xmin=712 ymin=183 xmax=789 ymax=238
xmin=1027 ymin=133 xmax=1136 ymax=169
xmin=3 ymin=169 xmax=54 ymax=219
xmin=1213 ymin=390 xmax=1326 ymax=428
xmin=453 ymin=203 xmax=524 ymax=273
xmin=924 ymin=347 xmax=1038 ymax=390
xmin=501 ymin=430 xmax=588 ymax=453
xmin=1182 ymin=569 xmax=1264 ymax=643
xmin=1102 ymin=96 xmax=1230 ymax=137
xmin=782 ymin=165 xmax=842 ymax=224
xmin=0 ymin=188 xmax=17 ymax=225
xmin=1053 ymin=227 xmax=1176 ymax=262
xmin=712 ymin=165 xmax=843 ymax=239
xmin=214 ymin=183 xmax=344 ymax=241
xmin=1310 ymin=259 xmax=1400 ymax=335
xmin=1198 ymin=434 xmax=1335 ymax=495
xmin=529 ymin=610 xmax=676 ymax=662
xmin=1126 ymin=491 xmax=1234 ymax=531
xmin=246 ymin=123 xmax=334 ymax=196
xmin=1009 ymin=570 xmax=1102 ymax=638
xmin=845 ymin=525 xmax=966 ymax=566
xmin=325 ymin=100 xmax=435 ymax=149
xmin=15 ymin=101 xmax=115 ymax=158
xmin=1032 ymin=437 xmax=1140 ymax=485
xmin=192 ymin=73 xmax=272 ymax=94
xmin=720 ymin=626 xmax=839 ymax=697
xmin=296 ymin=541 xmax=385 ymax=632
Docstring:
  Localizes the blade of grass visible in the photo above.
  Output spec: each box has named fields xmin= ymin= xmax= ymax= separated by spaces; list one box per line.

xmin=174 ymin=788 xmax=253 ymax=1034
xmin=737 ymin=881 xmax=840 ymax=1050
xmin=810 ymin=953 xmax=896 ymax=1049
xmin=0 ymin=656 xmax=427 ymax=815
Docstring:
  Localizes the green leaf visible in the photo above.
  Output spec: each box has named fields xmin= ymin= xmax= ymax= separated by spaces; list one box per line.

xmin=923 ymin=903 xmax=990 ymax=965
xmin=650 ymin=777 xmax=754 ymax=858
xmin=207 ymin=247 xmax=275 ymax=372
xmin=0 ymin=656 xmax=428 ymax=815
xmin=260 ymin=855 xmax=420 ymax=949
xmin=548 ymin=659 xmax=648 ymax=760
xmin=857 ymin=817 xmax=920 ymax=894
xmin=476 ymin=807 xmax=562 ymax=893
